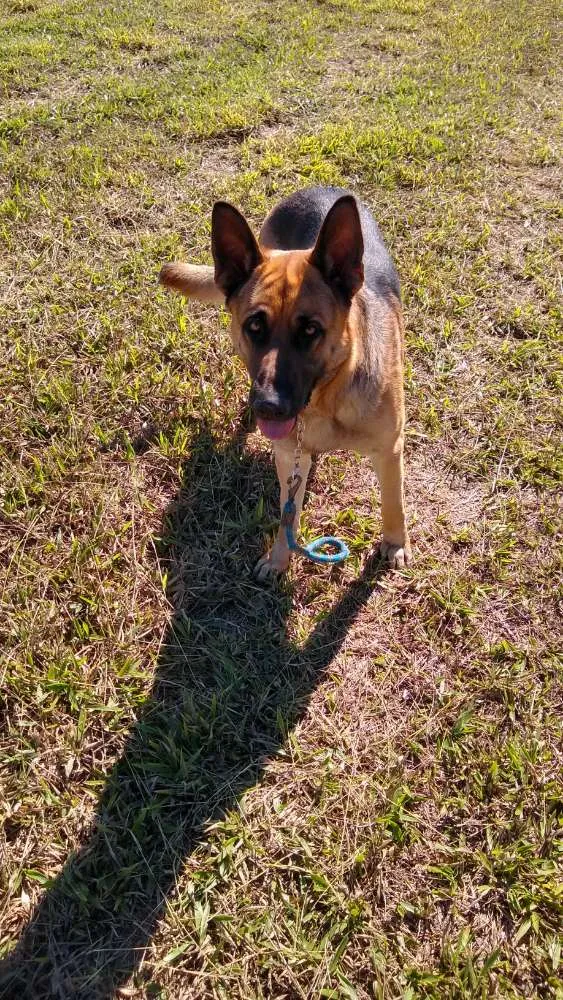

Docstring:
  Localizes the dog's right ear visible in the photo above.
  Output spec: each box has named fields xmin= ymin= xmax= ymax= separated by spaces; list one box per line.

xmin=159 ymin=262 xmax=225 ymax=304
xmin=211 ymin=201 xmax=263 ymax=300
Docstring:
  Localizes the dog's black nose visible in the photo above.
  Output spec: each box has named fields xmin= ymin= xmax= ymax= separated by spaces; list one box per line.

xmin=250 ymin=387 xmax=293 ymax=421
xmin=253 ymin=399 xmax=289 ymax=420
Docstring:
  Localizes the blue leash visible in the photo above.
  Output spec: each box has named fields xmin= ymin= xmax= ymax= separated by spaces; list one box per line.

xmin=281 ymin=474 xmax=349 ymax=566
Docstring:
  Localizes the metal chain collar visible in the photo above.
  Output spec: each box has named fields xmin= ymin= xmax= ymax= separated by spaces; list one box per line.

xmin=287 ymin=415 xmax=304 ymax=503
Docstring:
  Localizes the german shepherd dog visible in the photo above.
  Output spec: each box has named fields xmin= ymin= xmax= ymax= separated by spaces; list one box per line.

xmin=160 ymin=186 xmax=410 ymax=580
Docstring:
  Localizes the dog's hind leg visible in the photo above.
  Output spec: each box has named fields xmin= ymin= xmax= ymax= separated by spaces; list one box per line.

xmin=254 ymin=444 xmax=312 ymax=581
xmin=370 ymin=443 xmax=411 ymax=569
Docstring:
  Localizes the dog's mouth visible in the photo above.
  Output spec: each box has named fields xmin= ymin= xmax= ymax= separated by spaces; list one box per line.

xmin=256 ymin=417 xmax=296 ymax=441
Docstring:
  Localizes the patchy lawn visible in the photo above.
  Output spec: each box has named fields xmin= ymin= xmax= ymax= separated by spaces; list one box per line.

xmin=0 ymin=0 xmax=561 ymax=997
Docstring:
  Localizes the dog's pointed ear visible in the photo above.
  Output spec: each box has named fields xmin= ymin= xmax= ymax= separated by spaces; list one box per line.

xmin=159 ymin=262 xmax=225 ymax=304
xmin=310 ymin=195 xmax=364 ymax=302
xmin=211 ymin=201 xmax=263 ymax=300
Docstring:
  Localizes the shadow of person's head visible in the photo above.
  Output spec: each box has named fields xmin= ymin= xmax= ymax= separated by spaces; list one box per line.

xmin=0 ymin=416 xmax=386 ymax=999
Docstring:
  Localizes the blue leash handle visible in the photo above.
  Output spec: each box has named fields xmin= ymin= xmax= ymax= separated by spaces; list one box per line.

xmin=282 ymin=498 xmax=349 ymax=565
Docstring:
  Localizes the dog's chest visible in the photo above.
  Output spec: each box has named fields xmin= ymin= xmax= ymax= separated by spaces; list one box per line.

xmin=303 ymin=393 xmax=378 ymax=456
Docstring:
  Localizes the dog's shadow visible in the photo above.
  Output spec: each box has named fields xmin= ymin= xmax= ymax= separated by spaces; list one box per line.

xmin=0 ymin=416 xmax=387 ymax=999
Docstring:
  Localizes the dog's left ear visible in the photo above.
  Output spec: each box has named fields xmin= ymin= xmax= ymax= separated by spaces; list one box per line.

xmin=310 ymin=195 xmax=364 ymax=302
xmin=211 ymin=201 xmax=263 ymax=300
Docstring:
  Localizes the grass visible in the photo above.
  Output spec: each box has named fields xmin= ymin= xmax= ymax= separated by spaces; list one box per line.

xmin=0 ymin=0 xmax=561 ymax=997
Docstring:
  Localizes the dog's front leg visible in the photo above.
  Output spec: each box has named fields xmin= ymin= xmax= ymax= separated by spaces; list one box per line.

xmin=254 ymin=442 xmax=312 ymax=581
xmin=370 ymin=442 xmax=411 ymax=569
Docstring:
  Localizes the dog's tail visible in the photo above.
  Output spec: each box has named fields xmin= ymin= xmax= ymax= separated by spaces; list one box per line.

xmin=159 ymin=262 xmax=225 ymax=304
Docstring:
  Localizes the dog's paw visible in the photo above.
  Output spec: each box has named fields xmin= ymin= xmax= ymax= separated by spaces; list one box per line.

xmin=253 ymin=550 xmax=290 ymax=582
xmin=379 ymin=538 xmax=412 ymax=569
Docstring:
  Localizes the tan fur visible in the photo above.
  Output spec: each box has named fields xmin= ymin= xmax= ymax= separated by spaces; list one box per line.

xmin=160 ymin=218 xmax=410 ymax=578
xmin=159 ymin=262 xmax=225 ymax=304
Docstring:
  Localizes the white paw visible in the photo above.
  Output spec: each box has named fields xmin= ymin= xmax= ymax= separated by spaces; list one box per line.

xmin=253 ymin=550 xmax=290 ymax=582
xmin=379 ymin=538 xmax=412 ymax=569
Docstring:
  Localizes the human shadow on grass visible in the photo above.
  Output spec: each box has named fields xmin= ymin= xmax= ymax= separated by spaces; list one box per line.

xmin=0 ymin=414 xmax=388 ymax=999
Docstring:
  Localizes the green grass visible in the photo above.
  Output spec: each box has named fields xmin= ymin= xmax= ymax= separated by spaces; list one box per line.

xmin=0 ymin=0 xmax=561 ymax=997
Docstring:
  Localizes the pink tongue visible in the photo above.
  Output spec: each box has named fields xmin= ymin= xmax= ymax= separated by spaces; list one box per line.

xmin=256 ymin=417 xmax=296 ymax=441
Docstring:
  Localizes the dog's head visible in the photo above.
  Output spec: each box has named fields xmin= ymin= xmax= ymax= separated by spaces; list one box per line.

xmin=160 ymin=196 xmax=364 ymax=441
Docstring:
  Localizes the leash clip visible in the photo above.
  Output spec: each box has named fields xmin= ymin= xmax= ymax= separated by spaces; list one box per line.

xmin=281 ymin=495 xmax=297 ymax=527
xmin=286 ymin=472 xmax=302 ymax=506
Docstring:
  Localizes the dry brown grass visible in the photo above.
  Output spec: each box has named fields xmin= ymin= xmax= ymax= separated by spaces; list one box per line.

xmin=0 ymin=0 xmax=561 ymax=997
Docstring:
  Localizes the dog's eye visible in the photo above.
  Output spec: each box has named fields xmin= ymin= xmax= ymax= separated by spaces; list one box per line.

xmin=303 ymin=321 xmax=322 ymax=338
xmin=295 ymin=318 xmax=323 ymax=349
xmin=243 ymin=312 xmax=268 ymax=344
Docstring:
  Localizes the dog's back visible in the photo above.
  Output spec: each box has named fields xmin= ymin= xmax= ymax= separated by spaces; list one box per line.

xmin=259 ymin=186 xmax=400 ymax=303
